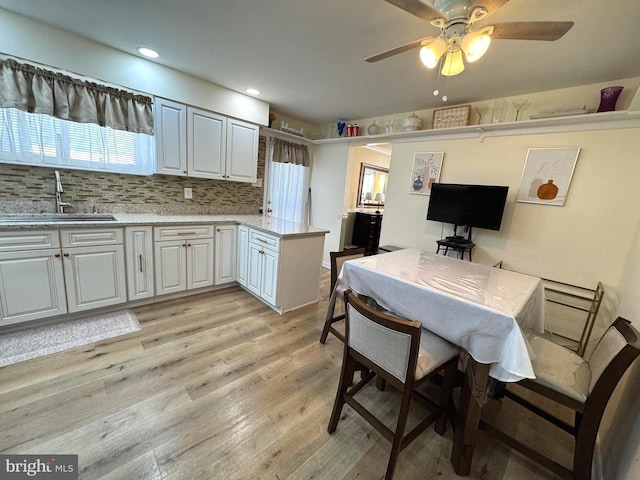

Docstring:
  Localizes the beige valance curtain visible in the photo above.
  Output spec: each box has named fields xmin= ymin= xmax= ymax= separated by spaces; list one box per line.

xmin=272 ymin=137 xmax=310 ymax=166
xmin=0 ymin=58 xmax=153 ymax=135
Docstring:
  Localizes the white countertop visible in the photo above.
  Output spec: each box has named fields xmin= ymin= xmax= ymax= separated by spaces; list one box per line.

xmin=0 ymin=213 xmax=329 ymax=238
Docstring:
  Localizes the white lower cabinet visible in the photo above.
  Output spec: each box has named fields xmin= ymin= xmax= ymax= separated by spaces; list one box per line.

xmin=125 ymin=226 xmax=155 ymax=301
xmin=60 ymin=228 xmax=127 ymax=313
xmin=239 ymin=226 xmax=325 ymax=313
xmin=214 ymin=224 xmax=237 ymax=285
xmin=246 ymin=229 xmax=280 ymax=307
xmin=154 ymin=225 xmax=214 ymax=295
xmin=0 ymin=228 xmax=127 ymax=326
xmin=63 ymin=243 xmax=127 ymax=313
xmin=0 ymin=247 xmax=67 ymax=325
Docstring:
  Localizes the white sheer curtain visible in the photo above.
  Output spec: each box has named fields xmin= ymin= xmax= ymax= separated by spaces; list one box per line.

xmin=0 ymin=107 xmax=155 ymax=175
xmin=267 ymin=137 xmax=311 ymax=224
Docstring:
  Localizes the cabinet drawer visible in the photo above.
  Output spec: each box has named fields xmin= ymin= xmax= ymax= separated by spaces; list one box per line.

xmin=249 ymin=229 xmax=280 ymax=252
xmin=61 ymin=228 xmax=123 ymax=247
xmin=0 ymin=230 xmax=60 ymax=251
xmin=154 ymin=225 xmax=214 ymax=241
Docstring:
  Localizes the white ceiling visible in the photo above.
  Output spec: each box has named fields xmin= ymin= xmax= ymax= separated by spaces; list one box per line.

xmin=1 ymin=0 xmax=639 ymax=125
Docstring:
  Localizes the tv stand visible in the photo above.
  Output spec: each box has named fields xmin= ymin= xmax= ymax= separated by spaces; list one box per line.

xmin=437 ymin=226 xmax=475 ymax=261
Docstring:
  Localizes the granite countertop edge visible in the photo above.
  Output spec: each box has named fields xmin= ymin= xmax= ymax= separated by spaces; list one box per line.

xmin=0 ymin=214 xmax=330 ymax=238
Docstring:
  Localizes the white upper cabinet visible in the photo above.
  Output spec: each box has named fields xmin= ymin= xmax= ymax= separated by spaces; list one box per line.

xmin=155 ymin=98 xmax=258 ymax=182
xmin=226 ymin=118 xmax=259 ymax=183
xmin=155 ymin=98 xmax=187 ymax=176
xmin=187 ymin=107 xmax=227 ymax=180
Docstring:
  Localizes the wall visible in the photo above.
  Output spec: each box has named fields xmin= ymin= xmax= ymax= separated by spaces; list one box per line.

xmin=309 ymin=143 xmax=350 ymax=266
xmin=0 ymin=137 xmax=266 ymax=215
xmin=0 ymin=8 xmax=268 ymax=125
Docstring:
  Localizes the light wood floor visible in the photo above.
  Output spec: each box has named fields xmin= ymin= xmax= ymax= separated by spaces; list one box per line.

xmin=0 ymin=269 xmax=571 ymax=479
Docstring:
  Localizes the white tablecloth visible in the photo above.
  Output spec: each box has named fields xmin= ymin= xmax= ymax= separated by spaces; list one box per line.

xmin=336 ymin=248 xmax=545 ymax=382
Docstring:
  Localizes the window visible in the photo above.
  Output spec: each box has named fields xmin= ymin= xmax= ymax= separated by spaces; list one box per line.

xmin=0 ymin=108 xmax=155 ymax=175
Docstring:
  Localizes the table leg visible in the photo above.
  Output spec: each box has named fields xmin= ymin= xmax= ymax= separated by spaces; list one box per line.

xmin=450 ymin=358 xmax=491 ymax=475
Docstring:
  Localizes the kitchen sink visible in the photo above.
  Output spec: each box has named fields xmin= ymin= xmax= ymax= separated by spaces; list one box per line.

xmin=0 ymin=214 xmax=118 ymax=223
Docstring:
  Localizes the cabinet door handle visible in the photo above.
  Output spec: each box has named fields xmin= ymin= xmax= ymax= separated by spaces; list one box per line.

xmin=187 ymin=243 xmax=192 ymax=247
xmin=256 ymin=238 xmax=268 ymax=243
xmin=176 ymin=232 xmax=198 ymax=236
xmin=139 ymin=254 xmax=143 ymax=273
xmin=63 ymin=253 xmax=70 ymax=257
xmin=54 ymin=253 xmax=61 ymax=258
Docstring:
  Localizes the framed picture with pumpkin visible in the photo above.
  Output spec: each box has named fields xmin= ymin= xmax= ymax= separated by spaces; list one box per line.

xmin=517 ymin=147 xmax=580 ymax=206
xmin=409 ymin=152 xmax=444 ymax=195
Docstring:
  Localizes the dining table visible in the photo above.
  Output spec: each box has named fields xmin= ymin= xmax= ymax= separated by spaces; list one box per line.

xmin=326 ymin=248 xmax=546 ymax=475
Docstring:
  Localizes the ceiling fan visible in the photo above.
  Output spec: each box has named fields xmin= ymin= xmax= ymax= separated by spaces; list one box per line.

xmin=367 ymin=0 xmax=574 ymax=76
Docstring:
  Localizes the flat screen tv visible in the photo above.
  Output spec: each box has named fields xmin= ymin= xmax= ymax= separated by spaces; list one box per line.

xmin=426 ymin=183 xmax=509 ymax=231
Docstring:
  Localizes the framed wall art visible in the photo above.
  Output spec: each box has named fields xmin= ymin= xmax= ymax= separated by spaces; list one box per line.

xmin=517 ymin=147 xmax=581 ymax=206
xmin=432 ymin=105 xmax=471 ymax=129
xmin=409 ymin=152 xmax=444 ymax=195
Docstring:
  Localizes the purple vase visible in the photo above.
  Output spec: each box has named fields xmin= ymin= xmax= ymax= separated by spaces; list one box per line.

xmin=597 ymin=86 xmax=623 ymax=112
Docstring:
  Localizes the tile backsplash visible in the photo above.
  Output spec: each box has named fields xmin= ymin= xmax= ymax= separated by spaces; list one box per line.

xmin=0 ymin=137 xmax=266 ymax=215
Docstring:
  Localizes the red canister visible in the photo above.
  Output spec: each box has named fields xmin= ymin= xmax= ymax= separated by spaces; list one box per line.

xmin=353 ymin=124 xmax=360 ymax=136
xmin=347 ymin=125 xmax=353 ymax=137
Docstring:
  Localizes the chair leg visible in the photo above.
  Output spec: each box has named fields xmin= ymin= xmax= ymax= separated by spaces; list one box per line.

xmin=573 ymin=417 xmax=597 ymax=480
xmin=320 ymin=293 xmax=340 ymax=344
xmin=328 ymin=355 xmax=356 ymax=433
xmin=385 ymin=386 xmax=413 ymax=480
xmin=435 ymin=359 xmax=458 ymax=435
xmin=320 ymin=312 xmax=341 ymax=343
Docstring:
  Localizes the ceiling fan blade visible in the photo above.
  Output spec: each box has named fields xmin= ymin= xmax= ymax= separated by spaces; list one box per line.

xmin=385 ymin=0 xmax=445 ymax=22
xmin=491 ymin=21 xmax=574 ymax=41
xmin=473 ymin=0 xmax=510 ymax=19
xmin=365 ymin=36 xmax=434 ymax=63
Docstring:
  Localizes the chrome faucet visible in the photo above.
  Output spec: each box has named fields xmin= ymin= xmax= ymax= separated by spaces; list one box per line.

xmin=54 ymin=170 xmax=72 ymax=213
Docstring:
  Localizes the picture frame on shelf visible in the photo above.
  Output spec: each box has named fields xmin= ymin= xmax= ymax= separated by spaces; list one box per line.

xmin=517 ymin=147 xmax=580 ymax=206
xmin=432 ymin=105 xmax=471 ymax=129
xmin=409 ymin=152 xmax=444 ymax=195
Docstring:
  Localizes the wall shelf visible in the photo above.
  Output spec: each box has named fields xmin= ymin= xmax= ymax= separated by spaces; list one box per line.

xmin=313 ymin=110 xmax=640 ymax=145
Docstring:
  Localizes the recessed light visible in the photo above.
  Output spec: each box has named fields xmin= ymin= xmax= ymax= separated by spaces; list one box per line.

xmin=246 ymin=88 xmax=260 ymax=96
xmin=137 ymin=47 xmax=160 ymax=58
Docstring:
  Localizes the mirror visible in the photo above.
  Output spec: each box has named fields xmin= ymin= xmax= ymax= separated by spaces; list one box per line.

xmin=356 ymin=163 xmax=389 ymax=208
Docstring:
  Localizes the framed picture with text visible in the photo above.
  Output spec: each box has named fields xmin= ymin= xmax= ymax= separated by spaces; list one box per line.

xmin=432 ymin=105 xmax=471 ymax=129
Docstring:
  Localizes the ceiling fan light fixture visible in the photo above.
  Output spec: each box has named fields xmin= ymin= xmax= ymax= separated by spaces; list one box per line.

xmin=419 ymin=37 xmax=446 ymax=69
xmin=461 ymin=28 xmax=492 ymax=62
xmin=441 ymin=50 xmax=465 ymax=76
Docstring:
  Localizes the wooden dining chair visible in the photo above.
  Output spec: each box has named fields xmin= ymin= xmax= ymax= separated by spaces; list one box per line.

xmin=328 ymin=289 xmax=460 ymax=480
xmin=319 ymin=248 xmax=366 ymax=344
xmin=480 ymin=316 xmax=640 ymax=480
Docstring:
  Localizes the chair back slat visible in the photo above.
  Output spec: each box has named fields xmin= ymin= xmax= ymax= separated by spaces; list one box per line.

xmin=330 ymin=249 xmax=366 ymax=291
xmin=348 ymin=305 xmax=413 ymax=382
xmin=344 ymin=290 xmax=422 ymax=385
xmin=588 ymin=317 xmax=640 ymax=394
